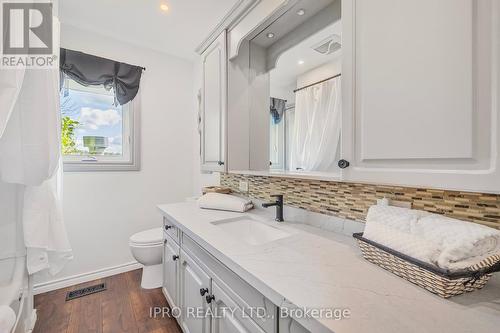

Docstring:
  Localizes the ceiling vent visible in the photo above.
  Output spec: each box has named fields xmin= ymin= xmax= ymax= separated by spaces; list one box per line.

xmin=312 ymin=34 xmax=341 ymax=55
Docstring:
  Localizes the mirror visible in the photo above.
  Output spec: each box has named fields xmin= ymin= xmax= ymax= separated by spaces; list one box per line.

xmin=248 ymin=0 xmax=342 ymax=176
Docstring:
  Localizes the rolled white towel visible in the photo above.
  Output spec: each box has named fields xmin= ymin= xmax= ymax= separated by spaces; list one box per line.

xmin=364 ymin=204 xmax=500 ymax=270
xmin=413 ymin=215 xmax=500 ymax=270
xmin=0 ymin=305 xmax=16 ymax=333
xmin=366 ymin=205 xmax=430 ymax=233
xmin=364 ymin=205 xmax=440 ymax=266
xmin=198 ymin=193 xmax=254 ymax=213
xmin=363 ymin=222 xmax=440 ymax=265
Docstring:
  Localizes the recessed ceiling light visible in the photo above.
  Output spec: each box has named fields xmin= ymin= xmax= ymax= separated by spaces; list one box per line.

xmin=296 ymin=9 xmax=306 ymax=16
xmin=160 ymin=3 xmax=169 ymax=12
xmin=298 ymin=60 xmax=305 ymax=65
xmin=266 ymin=32 xmax=275 ymax=39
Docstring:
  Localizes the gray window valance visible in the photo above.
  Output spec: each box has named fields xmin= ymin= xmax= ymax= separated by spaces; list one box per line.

xmin=60 ymin=48 xmax=144 ymax=105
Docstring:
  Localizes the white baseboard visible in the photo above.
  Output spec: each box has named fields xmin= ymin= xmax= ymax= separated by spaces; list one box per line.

xmin=33 ymin=261 xmax=142 ymax=295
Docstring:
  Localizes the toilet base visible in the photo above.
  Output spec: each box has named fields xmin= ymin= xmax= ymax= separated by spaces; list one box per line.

xmin=140 ymin=264 xmax=162 ymax=289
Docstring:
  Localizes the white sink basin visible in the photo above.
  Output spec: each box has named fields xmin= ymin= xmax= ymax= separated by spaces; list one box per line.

xmin=211 ymin=216 xmax=291 ymax=245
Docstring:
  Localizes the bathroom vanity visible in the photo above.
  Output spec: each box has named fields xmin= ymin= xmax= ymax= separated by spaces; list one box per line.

xmin=173 ymin=0 xmax=500 ymax=331
xmin=158 ymin=202 xmax=500 ymax=333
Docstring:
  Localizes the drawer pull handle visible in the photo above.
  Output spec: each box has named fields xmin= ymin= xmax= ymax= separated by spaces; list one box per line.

xmin=165 ymin=225 xmax=172 ymax=230
xmin=200 ymin=288 xmax=209 ymax=296
xmin=172 ymin=255 xmax=179 ymax=261
xmin=206 ymin=295 xmax=215 ymax=304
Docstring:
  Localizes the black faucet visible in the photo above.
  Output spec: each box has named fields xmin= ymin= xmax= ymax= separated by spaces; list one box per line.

xmin=262 ymin=194 xmax=284 ymax=222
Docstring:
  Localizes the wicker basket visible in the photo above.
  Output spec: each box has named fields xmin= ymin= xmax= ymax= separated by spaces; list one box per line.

xmin=353 ymin=233 xmax=500 ymax=298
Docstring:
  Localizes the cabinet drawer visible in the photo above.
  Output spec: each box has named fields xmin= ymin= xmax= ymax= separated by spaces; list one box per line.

xmin=212 ymin=280 xmax=266 ymax=333
xmin=182 ymin=234 xmax=277 ymax=333
xmin=163 ymin=216 xmax=180 ymax=244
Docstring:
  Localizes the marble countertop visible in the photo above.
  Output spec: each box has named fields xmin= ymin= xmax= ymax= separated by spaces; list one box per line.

xmin=157 ymin=202 xmax=500 ymax=333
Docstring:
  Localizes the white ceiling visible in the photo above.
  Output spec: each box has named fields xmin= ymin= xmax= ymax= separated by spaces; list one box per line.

xmin=59 ymin=0 xmax=240 ymax=60
xmin=252 ymin=0 xmax=335 ymax=48
xmin=270 ymin=20 xmax=342 ymax=90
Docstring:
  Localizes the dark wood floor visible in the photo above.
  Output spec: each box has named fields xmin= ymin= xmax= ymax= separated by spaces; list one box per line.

xmin=33 ymin=269 xmax=182 ymax=333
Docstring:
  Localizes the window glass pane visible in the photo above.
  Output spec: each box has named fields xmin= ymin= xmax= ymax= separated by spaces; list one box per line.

xmin=61 ymin=80 xmax=123 ymax=157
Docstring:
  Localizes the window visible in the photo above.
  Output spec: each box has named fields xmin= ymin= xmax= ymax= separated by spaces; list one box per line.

xmin=61 ymin=78 xmax=140 ymax=171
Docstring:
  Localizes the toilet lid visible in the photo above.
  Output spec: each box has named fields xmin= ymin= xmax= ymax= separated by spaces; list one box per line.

xmin=129 ymin=228 xmax=163 ymax=245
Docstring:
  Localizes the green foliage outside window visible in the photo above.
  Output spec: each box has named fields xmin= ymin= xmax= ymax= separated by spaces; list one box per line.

xmin=61 ymin=116 xmax=80 ymax=155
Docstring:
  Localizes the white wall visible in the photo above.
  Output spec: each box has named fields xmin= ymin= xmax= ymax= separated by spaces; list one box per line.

xmin=296 ymin=57 xmax=341 ymax=87
xmin=270 ymin=82 xmax=295 ymax=107
xmin=35 ymin=24 xmax=196 ymax=286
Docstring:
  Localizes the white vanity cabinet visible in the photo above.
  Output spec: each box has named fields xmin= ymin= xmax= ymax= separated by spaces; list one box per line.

xmin=163 ymin=235 xmax=180 ymax=309
xmin=162 ymin=221 xmax=281 ymax=333
xmin=200 ymin=30 xmax=227 ymax=172
xmin=341 ymin=0 xmax=500 ymax=193
xmin=180 ymin=248 xmax=212 ymax=333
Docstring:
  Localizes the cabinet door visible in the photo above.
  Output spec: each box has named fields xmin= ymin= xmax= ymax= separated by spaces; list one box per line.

xmin=201 ymin=30 xmax=227 ymax=172
xmin=342 ymin=0 xmax=500 ymax=193
xmin=180 ymin=249 xmax=211 ymax=333
xmin=163 ymin=236 xmax=179 ymax=309
xmin=211 ymin=281 xmax=266 ymax=333
xmin=278 ymin=317 xmax=309 ymax=333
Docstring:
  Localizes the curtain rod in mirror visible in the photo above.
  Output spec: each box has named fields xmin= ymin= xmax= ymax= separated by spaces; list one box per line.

xmin=293 ymin=73 xmax=341 ymax=93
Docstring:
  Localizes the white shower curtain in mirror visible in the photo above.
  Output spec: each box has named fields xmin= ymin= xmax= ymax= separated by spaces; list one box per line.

xmin=290 ymin=77 xmax=341 ymax=172
xmin=0 ymin=17 xmax=72 ymax=275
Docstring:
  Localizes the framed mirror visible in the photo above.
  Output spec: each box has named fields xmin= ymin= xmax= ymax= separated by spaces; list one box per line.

xmin=246 ymin=0 xmax=342 ymax=178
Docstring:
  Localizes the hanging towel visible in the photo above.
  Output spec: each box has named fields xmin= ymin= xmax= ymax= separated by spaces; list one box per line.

xmin=198 ymin=193 xmax=254 ymax=212
xmin=270 ymin=97 xmax=287 ymax=124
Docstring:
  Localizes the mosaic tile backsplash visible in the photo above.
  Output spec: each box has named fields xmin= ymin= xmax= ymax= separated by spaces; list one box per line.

xmin=220 ymin=173 xmax=500 ymax=230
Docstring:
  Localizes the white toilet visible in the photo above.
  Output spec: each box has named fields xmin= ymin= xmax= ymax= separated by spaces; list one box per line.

xmin=129 ymin=228 xmax=164 ymax=289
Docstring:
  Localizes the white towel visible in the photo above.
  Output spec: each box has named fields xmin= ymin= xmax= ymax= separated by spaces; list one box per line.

xmin=365 ymin=205 xmax=430 ymax=233
xmin=363 ymin=219 xmax=440 ymax=265
xmin=414 ymin=215 xmax=500 ymax=270
xmin=0 ymin=305 xmax=16 ymax=333
xmin=198 ymin=193 xmax=254 ymax=212
xmin=363 ymin=205 xmax=500 ymax=270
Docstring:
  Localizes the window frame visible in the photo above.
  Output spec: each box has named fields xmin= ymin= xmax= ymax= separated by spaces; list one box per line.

xmin=61 ymin=80 xmax=141 ymax=172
